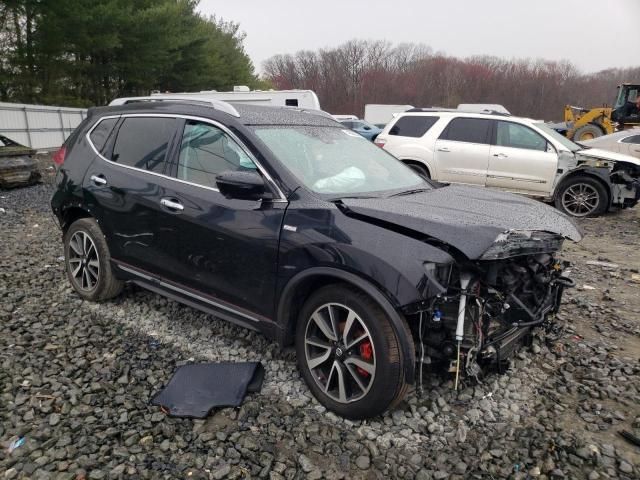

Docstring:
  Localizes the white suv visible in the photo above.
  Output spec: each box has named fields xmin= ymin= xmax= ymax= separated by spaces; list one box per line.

xmin=375 ymin=109 xmax=640 ymax=217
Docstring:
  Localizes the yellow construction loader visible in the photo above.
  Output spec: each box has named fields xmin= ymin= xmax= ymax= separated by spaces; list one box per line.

xmin=562 ymin=83 xmax=640 ymax=141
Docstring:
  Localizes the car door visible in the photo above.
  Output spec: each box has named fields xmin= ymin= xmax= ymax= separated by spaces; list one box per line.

xmin=433 ymin=117 xmax=492 ymax=186
xmin=486 ymin=121 xmax=558 ymax=195
xmin=84 ymin=115 xmax=182 ymax=278
xmin=621 ymin=134 xmax=640 ymax=159
xmin=159 ymin=118 xmax=287 ymax=320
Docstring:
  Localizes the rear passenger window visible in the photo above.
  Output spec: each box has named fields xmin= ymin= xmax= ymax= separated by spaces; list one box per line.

xmin=89 ymin=118 xmax=118 ymax=153
xmin=389 ymin=116 xmax=438 ymax=137
xmin=177 ymin=121 xmax=257 ymax=188
xmin=111 ymin=117 xmax=175 ymax=173
xmin=440 ymin=118 xmax=492 ymax=144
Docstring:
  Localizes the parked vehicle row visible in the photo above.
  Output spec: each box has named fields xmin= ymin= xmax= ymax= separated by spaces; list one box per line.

xmin=374 ymin=109 xmax=640 ymax=217
xmin=52 ymin=98 xmax=581 ymax=418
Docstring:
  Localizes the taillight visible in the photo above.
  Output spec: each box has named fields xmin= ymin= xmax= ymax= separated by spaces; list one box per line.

xmin=374 ymin=138 xmax=386 ymax=148
xmin=53 ymin=146 xmax=66 ymax=166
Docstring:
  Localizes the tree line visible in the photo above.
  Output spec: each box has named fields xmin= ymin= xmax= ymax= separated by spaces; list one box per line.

xmin=264 ymin=40 xmax=640 ymax=121
xmin=0 ymin=0 xmax=266 ymax=107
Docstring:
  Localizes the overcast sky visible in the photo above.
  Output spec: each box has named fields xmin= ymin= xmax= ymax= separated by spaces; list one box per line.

xmin=198 ymin=0 xmax=639 ymax=74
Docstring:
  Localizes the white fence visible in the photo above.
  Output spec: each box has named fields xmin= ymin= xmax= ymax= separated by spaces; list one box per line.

xmin=0 ymin=102 xmax=88 ymax=150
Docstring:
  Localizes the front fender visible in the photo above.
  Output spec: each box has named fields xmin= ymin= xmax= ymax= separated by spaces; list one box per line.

xmin=554 ymin=166 xmax=613 ymax=206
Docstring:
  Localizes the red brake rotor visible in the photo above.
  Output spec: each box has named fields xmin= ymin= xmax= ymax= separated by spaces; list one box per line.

xmin=357 ymin=341 xmax=373 ymax=376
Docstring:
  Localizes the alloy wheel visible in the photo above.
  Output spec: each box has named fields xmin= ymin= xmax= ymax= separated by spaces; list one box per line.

xmin=68 ymin=231 xmax=100 ymax=291
xmin=561 ymin=183 xmax=600 ymax=217
xmin=304 ymin=303 xmax=376 ymax=403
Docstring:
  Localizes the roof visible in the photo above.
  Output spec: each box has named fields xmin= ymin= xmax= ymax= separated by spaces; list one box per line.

xmin=233 ymin=104 xmax=339 ymax=126
xmin=96 ymin=100 xmax=340 ymax=127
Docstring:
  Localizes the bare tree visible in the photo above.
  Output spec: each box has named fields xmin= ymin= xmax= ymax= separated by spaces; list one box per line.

xmin=263 ymin=39 xmax=638 ymax=120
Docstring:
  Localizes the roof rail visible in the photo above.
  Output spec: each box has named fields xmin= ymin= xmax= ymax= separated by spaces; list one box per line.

xmin=108 ymin=96 xmax=240 ymax=117
xmin=407 ymin=107 xmax=511 ymax=117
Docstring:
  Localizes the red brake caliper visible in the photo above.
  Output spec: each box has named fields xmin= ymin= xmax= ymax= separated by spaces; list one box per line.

xmin=358 ymin=341 xmax=373 ymax=376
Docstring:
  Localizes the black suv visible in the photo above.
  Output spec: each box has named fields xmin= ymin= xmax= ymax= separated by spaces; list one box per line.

xmin=51 ymin=99 xmax=581 ymax=419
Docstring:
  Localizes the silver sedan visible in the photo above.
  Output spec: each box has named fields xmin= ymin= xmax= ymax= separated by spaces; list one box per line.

xmin=581 ymin=129 xmax=640 ymax=159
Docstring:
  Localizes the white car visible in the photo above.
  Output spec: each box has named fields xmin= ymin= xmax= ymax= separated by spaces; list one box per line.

xmin=375 ymin=109 xmax=640 ymax=217
xmin=580 ymin=129 xmax=640 ymax=160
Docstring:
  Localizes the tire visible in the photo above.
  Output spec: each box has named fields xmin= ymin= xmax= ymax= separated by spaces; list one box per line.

xmin=573 ymin=124 xmax=603 ymax=141
xmin=554 ymin=175 xmax=608 ymax=218
xmin=405 ymin=161 xmax=431 ymax=179
xmin=295 ymin=284 xmax=411 ymax=419
xmin=63 ymin=218 xmax=123 ymax=301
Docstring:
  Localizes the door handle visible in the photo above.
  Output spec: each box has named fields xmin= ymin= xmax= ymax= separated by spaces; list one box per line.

xmin=90 ymin=174 xmax=107 ymax=186
xmin=160 ymin=198 xmax=184 ymax=211
xmin=492 ymin=153 xmax=508 ymax=158
xmin=437 ymin=147 xmax=450 ymax=152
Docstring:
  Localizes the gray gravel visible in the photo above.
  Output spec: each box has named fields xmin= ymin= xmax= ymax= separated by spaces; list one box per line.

xmin=1 ymin=161 xmax=638 ymax=479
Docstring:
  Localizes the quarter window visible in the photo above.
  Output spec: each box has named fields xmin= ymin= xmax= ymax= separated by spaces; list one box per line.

xmin=111 ymin=117 xmax=175 ymax=173
xmin=495 ymin=121 xmax=548 ymax=151
xmin=389 ymin=116 xmax=439 ymax=137
xmin=177 ymin=121 xmax=257 ymax=188
xmin=439 ymin=117 xmax=492 ymax=144
xmin=90 ymin=118 xmax=118 ymax=153
xmin=621 ymin=135 xmax=640 ymax=144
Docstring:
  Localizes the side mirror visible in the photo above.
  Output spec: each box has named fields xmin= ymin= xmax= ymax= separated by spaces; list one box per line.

xmin=215 ymin=170 xmax=269 ymax=200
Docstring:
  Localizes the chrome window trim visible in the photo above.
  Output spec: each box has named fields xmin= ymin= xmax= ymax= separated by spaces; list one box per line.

xmin=617 ymin=134 xmax=640 ymax=144
xmin=85 ymin=113 xmax=288 ymax=202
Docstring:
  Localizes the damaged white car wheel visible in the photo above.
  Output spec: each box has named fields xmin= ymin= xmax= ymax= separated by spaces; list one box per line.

xmin=556 ymin=175 xmax=608 ymax=217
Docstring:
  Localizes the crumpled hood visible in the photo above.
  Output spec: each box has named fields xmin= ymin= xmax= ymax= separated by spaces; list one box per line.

xmin=341 ymin=185 xmax=583 ymax=259
xmin=577 ymin=148 xmax=640 ymax=167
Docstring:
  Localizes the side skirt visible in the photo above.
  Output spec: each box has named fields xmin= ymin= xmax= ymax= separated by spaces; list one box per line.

xmin=112 ymin=261 xmax=280 ymax=342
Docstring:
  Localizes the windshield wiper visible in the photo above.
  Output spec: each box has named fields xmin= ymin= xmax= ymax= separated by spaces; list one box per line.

xmin=388 ymin=188 xmax=431 ymax=197
xmin=329 ymin=195 xmax=379 ymax=201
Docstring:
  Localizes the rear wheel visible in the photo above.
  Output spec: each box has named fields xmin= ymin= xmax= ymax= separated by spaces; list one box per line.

xmin=64 ymin=218 xmax=123 ymax=301
xmin=573 ymin=124 xmax=603 ymax=141
xmin=555 ymin=175 xmax=608 ymax=217
xmin=295 ymin=284 xmax=411 ymax=419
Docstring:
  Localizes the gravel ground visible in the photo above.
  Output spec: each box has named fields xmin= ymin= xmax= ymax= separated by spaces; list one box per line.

xmin=1 ymin=159 xmax=639 ymax=479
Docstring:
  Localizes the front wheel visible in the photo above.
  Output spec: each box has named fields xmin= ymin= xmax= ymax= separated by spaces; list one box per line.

xmin=555 ymin=175 xmax=608 ymax=217
xmin=573 ymin=124 xmax=603 ymax=141
xmin=295 ymin=284 xmax=411 ymax=419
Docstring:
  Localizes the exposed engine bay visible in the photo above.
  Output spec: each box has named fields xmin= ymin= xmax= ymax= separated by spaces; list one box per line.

xmin=412 ymin=245 xmax=574 ymax=390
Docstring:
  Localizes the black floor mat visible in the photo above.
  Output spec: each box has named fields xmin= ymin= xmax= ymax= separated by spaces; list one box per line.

xmin=151 ymin=362 xmax=264 ymax=418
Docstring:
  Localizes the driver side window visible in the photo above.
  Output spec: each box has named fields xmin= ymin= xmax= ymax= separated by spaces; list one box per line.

xmin=496 ymin=122 xmax=548 ymax=152
xmin=177 ymin=121 xmax=256 ymax=188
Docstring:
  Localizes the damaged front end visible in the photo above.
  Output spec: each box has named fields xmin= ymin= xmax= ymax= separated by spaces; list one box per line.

xmin=610 ymin=166 xmax=640 ymax=209
xmin=568 ymin=150 xmax=640 ymax=210
xmin=409 ymin=230 xmax=574 ymax=389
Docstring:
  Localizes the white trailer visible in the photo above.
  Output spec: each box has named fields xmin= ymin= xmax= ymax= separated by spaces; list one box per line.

xmin=146 ymin=86 xmax=322 ymax=110
xmin=364 ymin=104 xmax=414 ymax=128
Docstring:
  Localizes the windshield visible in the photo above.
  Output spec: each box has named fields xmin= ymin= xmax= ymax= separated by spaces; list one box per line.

xmin=534 ymin=122 xmax=582 ymax=152
xmin=252 ymin=126 xmax=426 ymax=196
